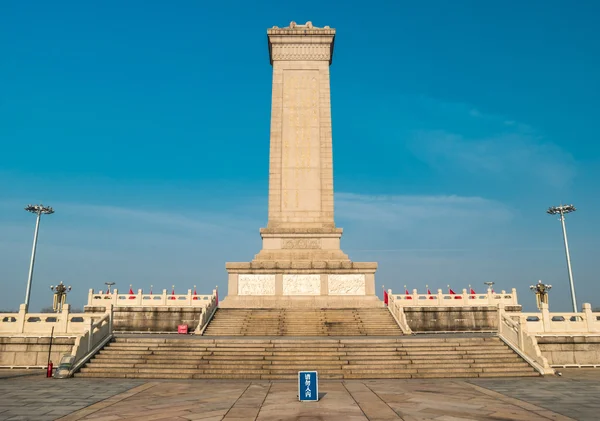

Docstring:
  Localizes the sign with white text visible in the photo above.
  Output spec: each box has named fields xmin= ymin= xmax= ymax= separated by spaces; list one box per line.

xmin=298 ymin=371 xmax=318 ymax=402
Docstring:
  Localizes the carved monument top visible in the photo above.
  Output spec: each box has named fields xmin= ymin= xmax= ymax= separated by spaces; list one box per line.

xmin=271 ymin=21 xmax=331 ymax=30
xmin=267 ymin=21 xmax=335 ymax=36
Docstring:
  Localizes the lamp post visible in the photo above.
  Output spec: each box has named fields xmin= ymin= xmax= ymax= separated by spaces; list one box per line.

xmin=50 ymin=281 xmax=71 ymax=313
xmin=547 ymin=204 xmax=577 ymax=312
xmin=24 ymin=204 xmax=54 ymax=311
xmin=104 ymin=282 xmax=115 ymax=294
xmin=530 ymin=280 xmax=552 ymax=310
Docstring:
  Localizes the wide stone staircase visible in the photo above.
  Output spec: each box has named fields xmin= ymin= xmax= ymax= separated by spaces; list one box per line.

xmin=202 ymin=308 xmax=403 ymax=336
xmin=75 ymin=335 xmax=539 ymax=379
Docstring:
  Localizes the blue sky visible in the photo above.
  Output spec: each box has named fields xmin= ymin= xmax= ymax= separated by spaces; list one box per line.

xmin=1 ymin=1 xmax=599 ymax=312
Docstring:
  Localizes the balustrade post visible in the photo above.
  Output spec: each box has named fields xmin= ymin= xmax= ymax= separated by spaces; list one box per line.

xmin=412 ymin=288 xmax=418 ymax=301
xmin=517 ymin=315 xmax=525 ymax=349
xmin=582 ymin=303 xmax=594 ymax=333
xmin=87 ymin=289 xmax=94 ymax=306
xmin=437 ymin=289 xmax=443 ymax=305
xmin=87 ymin=318 xmax=93 ymax=353
xmin=137 ymin=289 xmax=143 ymax=306
xmin=108 ymin=304 xmax=114 ymax=336
xmin=17 ymin=303 xmax=27 ymax=333
xmin=540 ymin=302 xmax=551 ymax=333
xmin=162 ymin=289 xmax=167 ymax=305
xmin=112 ymin=289 xmax=118 ymax=306
xmin=60 ymin=304 xmax=70 ymax=333
xmin=187 ymin=289 xmax=192 ymax=306
xmin=461 ymin=288 xmax=468 ymax=301
xmin=511 ymin=288 xmax=518 ymax=305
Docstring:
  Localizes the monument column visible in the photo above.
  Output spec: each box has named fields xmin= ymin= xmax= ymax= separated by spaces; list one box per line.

xmin=222 ymin=22 xmax=378 ymax=308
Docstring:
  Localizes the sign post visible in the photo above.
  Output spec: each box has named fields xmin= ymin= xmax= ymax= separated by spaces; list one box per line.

xmin=298 ymin=371 xmax=318 ymax=402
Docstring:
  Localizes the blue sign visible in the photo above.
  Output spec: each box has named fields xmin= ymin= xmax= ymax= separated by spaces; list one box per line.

xmin=298 ymin=371 xmax=318 ymax=402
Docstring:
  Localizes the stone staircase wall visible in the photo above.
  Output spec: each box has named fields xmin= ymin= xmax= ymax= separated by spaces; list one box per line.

xmin=0 ymin=336 xmax=76 ymax=367
xmin=202 ymin=308 xmax=402 ymax=336
xmin=76 ymin=335 xmax=539 ymax=379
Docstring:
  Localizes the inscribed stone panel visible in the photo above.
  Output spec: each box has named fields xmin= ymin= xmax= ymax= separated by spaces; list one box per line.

xmin=283 ymin=274 xmax=321 ymax=295
xmin=238 ymin=274 xmax=276 ymax=296
xmin=328 ymin=274 xmax=366 ymax=295
xmin=281 ymin=70 xmax=321 ymax=213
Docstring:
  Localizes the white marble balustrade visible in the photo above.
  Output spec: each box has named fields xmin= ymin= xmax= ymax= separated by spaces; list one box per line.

xmin=87 ymin=288 xmax=215 ymax=307
xmin=388 ymin=288 xmax=518 ymax=307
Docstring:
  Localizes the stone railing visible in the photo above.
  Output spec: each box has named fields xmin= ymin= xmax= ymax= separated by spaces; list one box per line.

xmin=523 ymin=303 xmax=600 ymax=334
xmin=0 ymin=304 xmax=106 ymax=335
xmin=388 ymin=288 xmax=518 ymax=307
xmin=497 ymin=305 xmax=554 ymax=375
xmin=195 ymin=289 xmax=219 ymax=335
xmin=87 ymin=289 xmax=215 ymax=308
xmin=386 ymin=293 xmax=413 ymax=334
xmin=72 ymin=310 xmax=112 ymax=362
xmin=69 ymin=309 xmax=113 ymax=376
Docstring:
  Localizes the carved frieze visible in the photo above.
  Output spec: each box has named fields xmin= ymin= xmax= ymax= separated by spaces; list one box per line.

xmin=328 ymin=274 xmax=366 ymax=295
xmin=271 ymin=44 xmax=331 ymax=61
xmin=238 ymin=274 xmax=276 ymax=296
xmin=282 ymin=238 xmax=322 ymax=249
xmin=283 ymin=274 xmax=321 ymax=295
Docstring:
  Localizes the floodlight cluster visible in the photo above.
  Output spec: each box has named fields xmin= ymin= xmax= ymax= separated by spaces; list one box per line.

xmin=24 ymin=204 xmax=54 ymax=215
xmin=546 ymin=204 xmax=576 ymax=215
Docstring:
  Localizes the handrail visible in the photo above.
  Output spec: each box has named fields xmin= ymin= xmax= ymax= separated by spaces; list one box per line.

xmin=497 ymin=307 xmax=554 ymax=375
xmin=386 ymin=291 xmax=413 ymax=334
xmin=195 ymin=290 xmax=218 ymax=335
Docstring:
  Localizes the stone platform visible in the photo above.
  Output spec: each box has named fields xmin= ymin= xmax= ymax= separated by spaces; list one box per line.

xmin=4 ymin=369 xmax=598 ymax=420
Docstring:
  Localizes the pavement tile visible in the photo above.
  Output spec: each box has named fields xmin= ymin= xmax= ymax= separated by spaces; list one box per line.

xmin=2 ymin=372 xmax=600 ymax=420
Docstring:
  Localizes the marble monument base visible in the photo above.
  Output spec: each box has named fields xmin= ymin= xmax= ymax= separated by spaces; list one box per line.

xmin=221 ymin=262 xmax=379 ymax=309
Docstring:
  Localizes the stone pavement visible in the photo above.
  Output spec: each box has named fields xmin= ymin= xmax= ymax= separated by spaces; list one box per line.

xmin=0 ymin=370 xmax=599 ymax=420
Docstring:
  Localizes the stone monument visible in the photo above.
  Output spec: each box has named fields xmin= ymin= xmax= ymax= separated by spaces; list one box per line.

xmin=221 ymin=22 xmax=378 ymax=308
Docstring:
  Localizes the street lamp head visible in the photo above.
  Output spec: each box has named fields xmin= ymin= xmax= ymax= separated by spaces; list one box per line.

xmin=25 ymin=204 xmax=55 ymax=215
xmin=547 ymin=204 xmax=576 ymax=215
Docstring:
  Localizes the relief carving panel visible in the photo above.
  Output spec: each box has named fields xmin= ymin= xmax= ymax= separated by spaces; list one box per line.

xmin=283 ymin=274 xmax=321 ymax=295
xmin=238 ymin=274 xmax=276 ymax=296
xmin=282 ymin=238 xmax=321 ymax=249
xmin=328 ymin=274 xmax=366 ymax=295
xmin=271 ymin=44 xmax=331 ymax=61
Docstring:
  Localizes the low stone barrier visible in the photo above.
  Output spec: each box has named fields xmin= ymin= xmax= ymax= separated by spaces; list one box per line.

xmin=0 ymin=336 xmax=76 ymax=368
xmin=0 ymin=304 xmax=105 ymax=335
xmin=536 ymin=335 xmax=600 ymax=367
xmin=523 ymin=303 xmax=600 ymax=334
xmin=84 ymin=289 xmax=218 ymax=332
xmin=87 ymin=289 xmax=214 ymax=307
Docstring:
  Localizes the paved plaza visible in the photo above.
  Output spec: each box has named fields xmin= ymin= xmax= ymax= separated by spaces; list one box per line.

xmin=0 ymin=369 xmax=598 ymax=421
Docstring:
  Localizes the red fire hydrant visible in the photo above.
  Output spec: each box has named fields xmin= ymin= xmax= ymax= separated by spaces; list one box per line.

xmin=46 ymin=361 xmax=53 ymax=378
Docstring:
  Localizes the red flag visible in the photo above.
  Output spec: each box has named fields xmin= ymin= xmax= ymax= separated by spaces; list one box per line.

xmin=170 ymin=286 xmax=176 ymax=300
xmin=128 ymin=285 xmax=135 ymax=300
xmin=149 ymin=285 xmax=153 ymax=295
xmin=427 ymin=288 xmax=434 ymax=300
xmin=470 ymin=288 xmax=476 ymax=295
xmin=405 ymin=288 xmax=412 ymax=300
xmin=383 ymin=290 xmax=388 ymax=305
xmin=469 ymin=288 xmax=476 ymax=299
xmin=449 ymin=287 xmax=461 ymax=299
xmin=193 ymin=286 xmax=198 ymax=300
xmin=106 ymin=287 xmax=110 ymax=295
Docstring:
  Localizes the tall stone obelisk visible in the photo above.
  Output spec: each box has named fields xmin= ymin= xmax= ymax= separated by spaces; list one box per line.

xmin=222 ymin=22 xmax=378 ymax=308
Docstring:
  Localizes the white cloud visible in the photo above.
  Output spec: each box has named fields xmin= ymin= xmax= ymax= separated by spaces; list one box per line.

xmin=336 ymin=192 xmax=511 ymax=227
xmin=409 ymin=130 xmax=575 ymax=187
xmin=408 ymin=98 xmax=576 ymax=187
